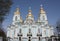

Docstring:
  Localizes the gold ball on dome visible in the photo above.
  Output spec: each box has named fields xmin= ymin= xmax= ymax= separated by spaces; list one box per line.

xmin=28 ymin=14 xmax=32 ymax=17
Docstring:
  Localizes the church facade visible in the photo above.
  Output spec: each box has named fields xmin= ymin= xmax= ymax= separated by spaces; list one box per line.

xmin=7 ymin=6 xmax=54 ymax=41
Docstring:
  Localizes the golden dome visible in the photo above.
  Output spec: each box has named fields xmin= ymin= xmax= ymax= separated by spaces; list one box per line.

xmin=40 ymin=9 xmax=45 ymax=14
xmin=28 ymin=13 xmax=33 ymax=17
xmin=40 ymin=5 xmax=46 ymax=14
xmin=14 ymin=7 xmax=20 ymax=15
xmin=27 ymin=7 xmax=33 ymax=17
xmin=27 ymin=10 xmax=33 ymax=17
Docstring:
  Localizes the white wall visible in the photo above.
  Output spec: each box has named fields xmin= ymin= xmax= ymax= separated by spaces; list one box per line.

xmin=0 ymin=37 xmax=2 ymax=41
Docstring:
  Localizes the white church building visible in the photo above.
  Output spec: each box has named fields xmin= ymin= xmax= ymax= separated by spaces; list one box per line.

xmin=7 ymin=5 xmax=54 ymax=41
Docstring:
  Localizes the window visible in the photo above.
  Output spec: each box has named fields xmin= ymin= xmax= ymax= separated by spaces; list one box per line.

xmin=46 ymin=30 xmax=48 ymax=36
xmin=19 ymin=29 xmax=21 ymax=33
xmin=15 ymin=16 xmax=17 ymax=21
xmin=43 ymin=16 xmax=45 ymax=20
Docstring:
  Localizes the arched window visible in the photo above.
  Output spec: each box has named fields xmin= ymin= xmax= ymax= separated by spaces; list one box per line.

xmin=20 ymin=29 xmax=21 ymax=33
xmin=15 ymin=16 xmax=17 ymax=21
xmin=43 ymin=16 xmax=45 ymax=20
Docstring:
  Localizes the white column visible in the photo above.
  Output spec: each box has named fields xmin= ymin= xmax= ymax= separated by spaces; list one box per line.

xmin=42 ymin=38 xmax=46 ymax=41
xmin=52 ymin=37 xmax=55 ymax=41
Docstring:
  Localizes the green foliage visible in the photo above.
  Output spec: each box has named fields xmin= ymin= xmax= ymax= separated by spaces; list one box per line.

xmin=0 ymin=0 xmax=12 ymax=41
xmin=0 ymin=0 xmax=12 ymax=23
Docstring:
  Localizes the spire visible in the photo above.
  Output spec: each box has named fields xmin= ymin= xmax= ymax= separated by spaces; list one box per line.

xmin=40 ymin=4 xmax=46 ymax=14
xmin=27 ymin=7 xmax=33 ymax=17
xmin=29 ymin=7 xmax=31 ymax=12
xmin=25 ymin=7 xmax=34 ymax=24
xmin=14 ymin=7 xmax=20 ymax=15
xmin=16 ymin=8 xmax=20 ymax=12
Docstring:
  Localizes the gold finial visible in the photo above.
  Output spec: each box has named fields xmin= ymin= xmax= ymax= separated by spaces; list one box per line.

xmin=14 ymin=7 xmax=20 ymax=15
xmin=40 ymin=4 xmax=43 ymax=8
xmin=40 ymin=5 xmax=46 ymax=14
xmin=29 ymin=7 xmax=32 ymax=12
xmin=29 ymin=7 xmax=31 ymax=10
xmin=16 ymin=8 xmax=20 ymax=12
xmin=28 ymin=7 xmax=33 ymax=17
xmin=28 ymin=13 xmax=33 ymax=17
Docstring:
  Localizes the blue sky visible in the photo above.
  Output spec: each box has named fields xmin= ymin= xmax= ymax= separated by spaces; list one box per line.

xmin=3 ymin=0 xmax=60 ymax=30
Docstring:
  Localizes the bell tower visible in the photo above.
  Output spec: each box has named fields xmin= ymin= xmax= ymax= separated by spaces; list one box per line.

xmin=38 ymin=5 xmax=48 ymax=25
xmin=24 ymin=7 xmax=35 ymax=24
xmin=12 ymin=8 xmax=23 ymax=25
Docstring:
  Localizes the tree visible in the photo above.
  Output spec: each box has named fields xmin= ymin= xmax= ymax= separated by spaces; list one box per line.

xmin=0 ymin=0 xmax=12 ymax=28
xmin=0 ymin=28 xmax=6 ymax=41
xmin=56 ymin=19 xmax=60 ymax=41
xmin=0 ymin=0 xmax=12 ymax=41
xmin=56 ymin=19 xmax=60 ymax=34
